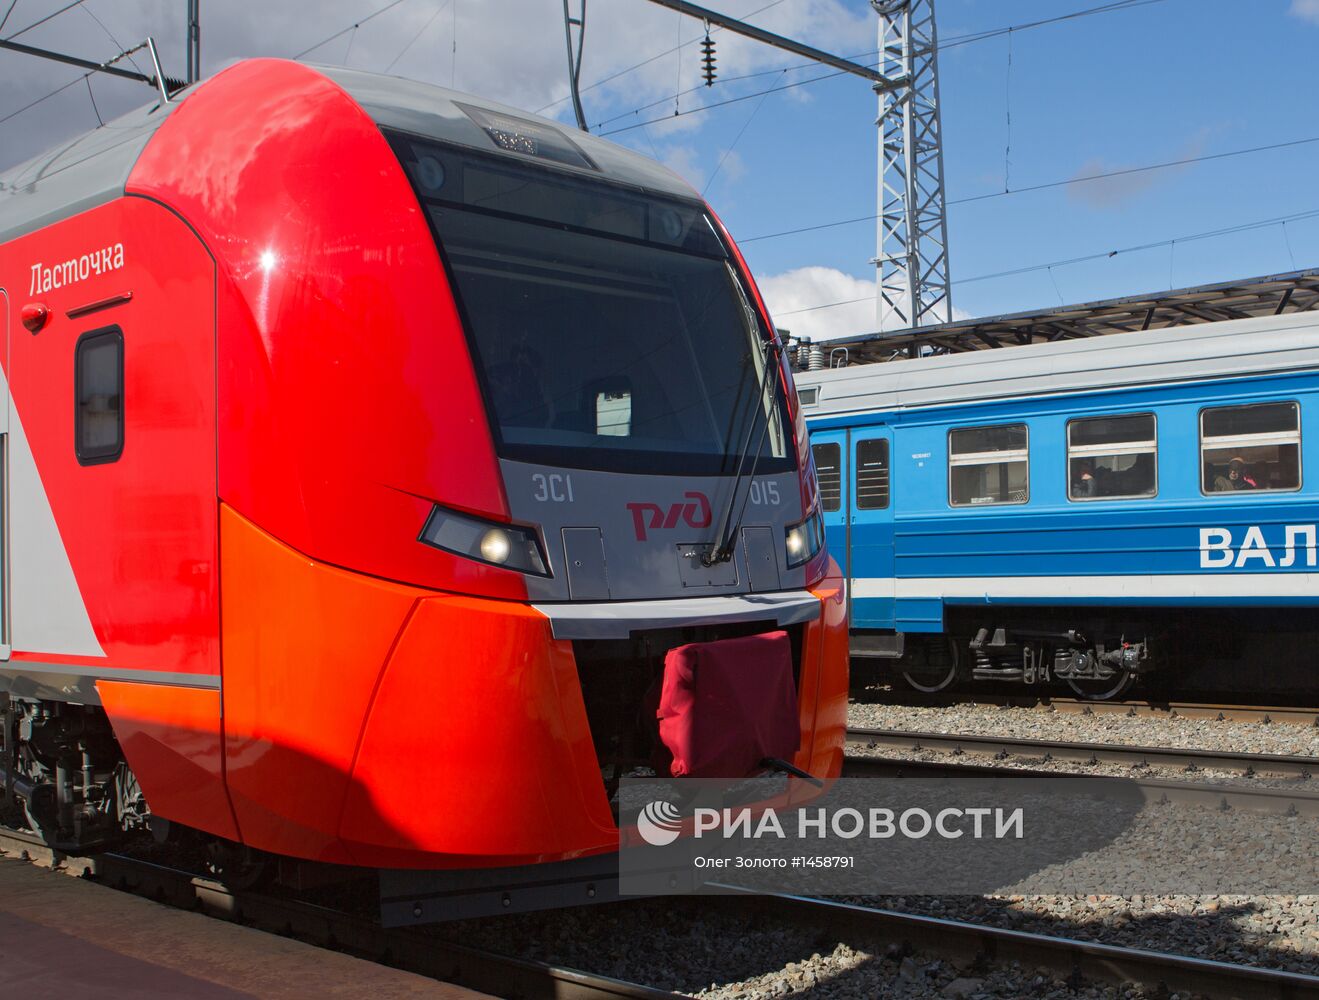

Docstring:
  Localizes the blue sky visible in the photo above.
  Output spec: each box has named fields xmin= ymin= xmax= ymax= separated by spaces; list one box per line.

xmin=4 ymin=0 xmax=1319 ymax=338
xmin=587 ymin=0 xmax=1319 ymax=337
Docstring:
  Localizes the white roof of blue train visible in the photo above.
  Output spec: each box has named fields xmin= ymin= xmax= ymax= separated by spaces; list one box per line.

xmin=795 ymin=309 xmax=1319 ymax=418
xmin=0 ymin=61 xmax=697 ymax=244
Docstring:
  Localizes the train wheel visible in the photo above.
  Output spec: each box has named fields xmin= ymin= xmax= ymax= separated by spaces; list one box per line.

xmin=901 ymin=638 xmax=963 ymax=694
xmin=1066 ymin=670 xmax=1137 ymax=701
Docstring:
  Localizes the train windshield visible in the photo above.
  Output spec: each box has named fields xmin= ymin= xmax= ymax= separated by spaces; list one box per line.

xmin=388 ymin=132 xmax=791 ymax=476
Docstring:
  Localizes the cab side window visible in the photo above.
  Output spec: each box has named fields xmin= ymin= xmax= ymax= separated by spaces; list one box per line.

xmin=75 ymin=327 xmax=123 ymax=465
xmin=811 ymin=442 xmax=842 ymax=512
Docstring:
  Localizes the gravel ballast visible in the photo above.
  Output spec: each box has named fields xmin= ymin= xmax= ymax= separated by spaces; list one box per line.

xmin=850 ymin=696 xmax=1319 ymax=758
xmin=418 ymin=698 xmax=1319 ymax=997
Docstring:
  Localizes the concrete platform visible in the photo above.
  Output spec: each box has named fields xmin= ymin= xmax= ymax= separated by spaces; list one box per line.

xmin=0 ymin=855 xmax=489 ymax=999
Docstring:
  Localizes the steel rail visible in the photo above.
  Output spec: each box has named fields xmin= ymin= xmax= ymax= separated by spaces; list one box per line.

xmin=841 ymin=752 xmax=1319 ymax=816
xmin=848 ymin=726 xmax=1319 ymax=778
xmin=867 ymin=692 xmax=1319 ymax=726
xmin=721 ymin=891 xmax=1319 ymax=1000
xmin=0 ymin=828 xmax=678 ymax=1000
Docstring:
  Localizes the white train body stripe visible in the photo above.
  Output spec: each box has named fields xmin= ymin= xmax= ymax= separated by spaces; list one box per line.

xmin=850 ymin=575 xmax=1319 ymax=600
xmin=3 ymin=364 xmax=106 ymax=659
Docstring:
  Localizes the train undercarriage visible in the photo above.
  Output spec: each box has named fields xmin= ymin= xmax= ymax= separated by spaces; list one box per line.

xmin=0 ymin=695 xmax=147 ymax=854
xmin=0 ymin=693 xmax=267 ymax=887
xmin=863 ymin=607 xmax=1319 ymax=701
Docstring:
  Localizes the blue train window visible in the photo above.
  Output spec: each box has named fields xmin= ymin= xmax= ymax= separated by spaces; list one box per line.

xmin=812 ymin=442 xmax=841 ymax=511
xmin=856 ymin=439 xmax=890 ymax=510
xmin=949 ymin=424 xmax=1028 ymax=506
xmin=1201 ymin=402 xmax=1300 ymax=494
xmin=1067 ymin=413 xmax=1156 ymax=501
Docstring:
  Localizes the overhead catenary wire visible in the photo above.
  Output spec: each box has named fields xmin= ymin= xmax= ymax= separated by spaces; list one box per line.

xmin=80 ymin=3 xmax=145 ymax=79
xmin=0 ymin=1 xmax=152 ymax=132
xmin=2 ymin=0 xmax=83 ymax=40
xmin=535 ymin=0 xmax=788 ymax=114
xmin=292 ymin=0 xmax=413 ymax=59
xmin=1003 ymin=28 xmax=1012 ymax=192
xmin=0 ymin=69 xmax=83 ymax=127
xmin=702 ymin=75 xmax=775 ymax=195
xmin=739 ymin=132 xmax=1319 ymax=244
xmin=772 ymin=206 xmax=1319 ymax=317
xmin=567 ymin=0 xmax=1173 ymax=135
xmin=544 ymin=0 xmax=1164 ymax=120
xmin=83 ymin=72 xmax=100 ymax=125
xmin=383 ymin=0 xmax=451 ymax=72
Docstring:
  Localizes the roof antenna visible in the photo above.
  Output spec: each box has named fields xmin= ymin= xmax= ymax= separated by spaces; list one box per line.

xmin=561 ymin=0 xmax=588 ymax=131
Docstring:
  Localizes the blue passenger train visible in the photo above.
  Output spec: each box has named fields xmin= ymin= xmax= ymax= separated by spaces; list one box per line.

xmin=795 ymin=311 xmax=1319 ymax=699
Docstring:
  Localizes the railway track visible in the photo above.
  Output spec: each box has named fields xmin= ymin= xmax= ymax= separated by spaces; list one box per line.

xmin=7 ymin=824 xmax=1319 ymax=997
xmin=864 ymin=692 xmax=1319 ymax=727
xmin=729 ymin=892 xmax=1319 ymax=1000
xmin=842 ymin=741 xmax=1319 ymax=816
xmin=848 ymin=725 xmax=1319 ymax=778
xmin=0 ymin=828 xmax=677 ymax=1000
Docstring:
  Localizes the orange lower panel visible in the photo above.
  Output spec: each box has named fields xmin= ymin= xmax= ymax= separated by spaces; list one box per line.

xmin=217 ymin=504 xmax=845 ymax=867
xmin=219 ymin=504 xmax=427 ymax=862
xmin=339 ymin=594 xmax=617 ymax=867
xmin=96 ymin=681 xmax=238 ymax=841
xmin=805 ymin=557 xmax=849 ymax=779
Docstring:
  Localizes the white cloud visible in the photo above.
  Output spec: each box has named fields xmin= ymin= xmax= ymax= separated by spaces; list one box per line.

xmin=0 ymin=0 xmax=874 ymax=170
xmin=756 ymin=266 xmax=879 ymax=341
xmin=757 ymin=265 xmax=969 ymax=341
xmin=657 ymin=145 xmax=706 ymax=188
xmin=712 ymin=148 xmax=746 ymax=184
xmin=1290 ymin=0 xmax=1319 ymax=25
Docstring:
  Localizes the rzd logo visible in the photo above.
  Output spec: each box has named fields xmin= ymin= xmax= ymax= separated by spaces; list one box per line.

xmin=636 ymin=800 xmax=684 ymax=846
xmin=626 ymin=491 xmax=712 ymax=541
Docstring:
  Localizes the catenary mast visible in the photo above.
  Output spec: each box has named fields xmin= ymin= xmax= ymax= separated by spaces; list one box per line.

xmin=874 ymin=0 xmax=952 ymax=330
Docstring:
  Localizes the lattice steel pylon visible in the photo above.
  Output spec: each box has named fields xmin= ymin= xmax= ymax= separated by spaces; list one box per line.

xmin=874 ymin=0 xmax=952 ymax=330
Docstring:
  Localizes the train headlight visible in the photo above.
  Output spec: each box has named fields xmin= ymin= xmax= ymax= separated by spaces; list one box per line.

xmin=419 ymin=506 xmax=550 ymax=576
xmin=784 ymin=505 xmax=824 ymax=569
xmin=479 ymin=528 xmax=512 ymax=564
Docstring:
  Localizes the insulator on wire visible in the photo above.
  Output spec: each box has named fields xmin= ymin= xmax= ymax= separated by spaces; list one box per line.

xmin=700 ymin=32 xmax=716 ymax=87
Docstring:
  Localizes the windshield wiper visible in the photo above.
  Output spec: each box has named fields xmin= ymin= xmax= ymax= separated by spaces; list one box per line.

xmin=702 ymin=335 xmax=783 ymax=566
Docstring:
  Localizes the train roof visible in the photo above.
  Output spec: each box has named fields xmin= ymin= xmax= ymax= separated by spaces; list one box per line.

xmin=795 ymin=308 xmax=1319 ymax=418
xmin=790 ymin=268 xmax=1319 ymax=363
xmin=0 ymin=60 xmax=696 ymax=245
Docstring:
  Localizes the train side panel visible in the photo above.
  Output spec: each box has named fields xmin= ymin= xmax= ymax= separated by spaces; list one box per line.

xmin=806 ymin=352 xmax=1319 ymax=691
xmin=879 ymin=373 xmax=1319 ymax=629
xmin=0 ymin=195 xmax=229 ymax=833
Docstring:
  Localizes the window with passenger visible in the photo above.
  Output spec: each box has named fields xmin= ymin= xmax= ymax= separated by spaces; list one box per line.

xmin=1067 ymin=413 xmax=1156 ymax=500
xmin=1201 ymin=402 xmax=1300 ymax=494
xmin=949 ymin=424 xmax=1028 ymax=506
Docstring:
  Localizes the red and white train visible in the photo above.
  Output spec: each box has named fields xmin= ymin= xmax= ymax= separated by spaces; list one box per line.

xmin=0 ymin=59 xmax=847 ymax=917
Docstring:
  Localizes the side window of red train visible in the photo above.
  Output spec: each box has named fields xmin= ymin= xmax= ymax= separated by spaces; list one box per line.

xmin=75 ymin=327 xmax=124 ymax=465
